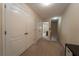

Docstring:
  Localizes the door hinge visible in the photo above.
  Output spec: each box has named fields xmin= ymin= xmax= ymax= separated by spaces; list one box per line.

xmin=5 ymin=31 xmax=7 ymax=35
xmin=4 ymin=4 xmax=6 ymax=8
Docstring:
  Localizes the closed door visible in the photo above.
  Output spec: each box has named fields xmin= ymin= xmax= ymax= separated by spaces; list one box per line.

xmin=5 ymin=4 xmax=29 ymax=55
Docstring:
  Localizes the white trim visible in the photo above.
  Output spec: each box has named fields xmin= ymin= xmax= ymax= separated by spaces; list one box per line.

xmin=2 ymin=3 xmax=6 ymax=56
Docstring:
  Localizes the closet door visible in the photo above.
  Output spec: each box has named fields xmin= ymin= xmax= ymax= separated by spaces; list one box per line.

xmin=5 ymin=4 xmax=28 ymax=55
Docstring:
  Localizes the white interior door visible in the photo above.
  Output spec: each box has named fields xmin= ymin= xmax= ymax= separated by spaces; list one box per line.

xmin=5 ymin=4 xmax=28 ymax=56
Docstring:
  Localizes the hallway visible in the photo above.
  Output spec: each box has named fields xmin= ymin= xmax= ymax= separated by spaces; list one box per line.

xmin=1 ymin=3 xmax=79 ymax=56
xmin=21 ymin=39 xmax=64 ymax=56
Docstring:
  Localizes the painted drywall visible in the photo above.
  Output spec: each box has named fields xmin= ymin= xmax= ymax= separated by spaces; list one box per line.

xmin=25 ymin=4 xmax=42 ymax=42
xmin=0 ymin=3 xmax=2 ymax=56
xmin=60 ymin=4 xmax=79 ymax=47
xmin=35 ymin=19 xmax=42 ymax=40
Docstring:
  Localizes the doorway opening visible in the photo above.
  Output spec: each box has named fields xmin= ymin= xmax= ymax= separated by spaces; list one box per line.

xmin=42 ymin=22 xmax=49 ymax=40
xmin=50 ymin=17 xmax=61 ymax=41
xmin=50 ymin=20 xmax=58 ymax=41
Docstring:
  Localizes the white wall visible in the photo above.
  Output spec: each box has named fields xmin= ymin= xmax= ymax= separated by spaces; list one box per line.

xmin=25 ymin=4 xmax=42 ymax=41
xmin=12 ymin=4 xmax=42 ymax=55
xmin=20 ymin=4 xmax=42 ymax=41
xmin=60 ymin=4 xmax=79 ymax=47
xmin=35 ymin=19 xmax=42 ymax=40
xmin=0 ymin=3 xmax=2 ymax=56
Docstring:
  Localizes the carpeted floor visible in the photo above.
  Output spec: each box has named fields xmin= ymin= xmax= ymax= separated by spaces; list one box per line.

xmin=21 ymin=39 xmax=64 ymax=56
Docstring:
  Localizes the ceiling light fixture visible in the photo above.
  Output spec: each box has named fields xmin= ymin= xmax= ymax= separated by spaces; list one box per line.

xmin=52 ymin=17 xmax=60 ymax=20
xmin=41 ymin=3 xmax=51 ymax=6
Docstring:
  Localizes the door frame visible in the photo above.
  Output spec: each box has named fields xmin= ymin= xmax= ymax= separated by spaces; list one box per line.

xmin=48 ymin=17 xmax=62 ymax=41
xmin=2 ymin=3 xmax=6 ymax=56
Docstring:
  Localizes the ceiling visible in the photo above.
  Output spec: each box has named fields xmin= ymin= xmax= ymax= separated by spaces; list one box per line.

xmin=27 ymin=3 xmax=69 ymax=19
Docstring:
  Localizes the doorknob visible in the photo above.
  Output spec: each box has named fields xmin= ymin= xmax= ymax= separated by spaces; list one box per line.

xmin=24 ymin=33 xmax=28 ymax=35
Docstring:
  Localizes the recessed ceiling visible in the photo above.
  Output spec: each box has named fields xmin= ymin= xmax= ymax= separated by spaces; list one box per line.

xmin=27 ymin=3 xmax=69 ymax=19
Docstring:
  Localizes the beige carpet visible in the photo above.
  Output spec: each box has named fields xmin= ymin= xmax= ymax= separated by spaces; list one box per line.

xmin=21 ymin=39 xmax=64 ymax=56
